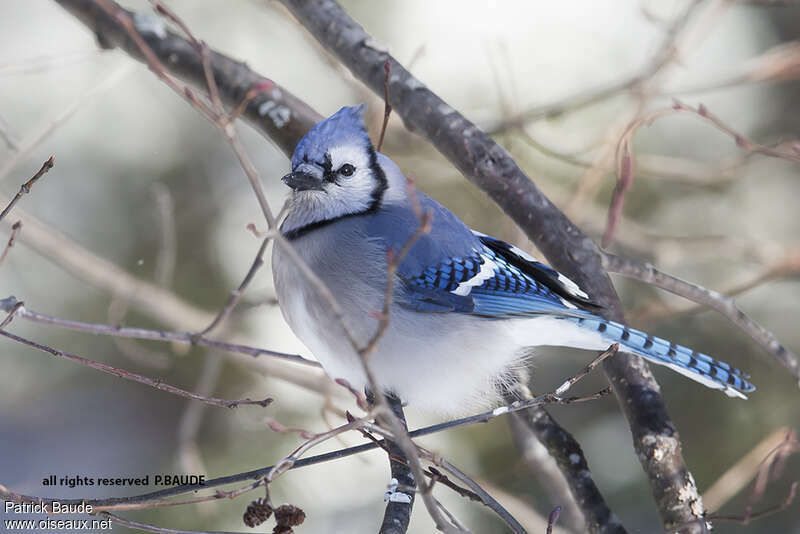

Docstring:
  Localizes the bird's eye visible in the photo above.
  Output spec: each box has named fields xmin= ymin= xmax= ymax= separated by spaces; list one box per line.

xmin=338 ymin=163 xmax=355 ymax=177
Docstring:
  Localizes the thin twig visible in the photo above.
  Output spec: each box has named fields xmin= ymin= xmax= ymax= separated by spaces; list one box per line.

xmin=703 ymin=428 xmax=796 ymax=511
xmin=547 ymin=506 xmax=562 ymax=534
xmin=709 ymin=481 xmax=798 ymax=524
xmin=0 ymin=156 xmax=54 ymax=223
xmin=193 ymin=234 xmax=273 ymax=338
xmin=263 ymin=414 xmax=377 ymax=485
xmin=424 ymin=452 xmax=526 ymax=534
xmin=554 ymin=344 xmax=618 ymax=396
xmin=95 ymin=0 xmax=275 ymax=228
xmin=0 ymin=65 xmax=131 ymax=183
xmin=348 ymin=176 xmax=453 ymax=531
xmin=602 ymin=251 xmax=800 ymax=380
xmin=376 ymin=59 xmax=392 ymax=153
xmin=486 ymin=0 xmax=705 ymax=134
xmin=0 ymin=328 xmax=272 ymax=409
xmin=0 ymin=390 xmax=607 ymax=514
xmin=634 ymin=251 xmax=800 ymax=322
xmin=0 ymin=220 xmax=21 ymax=266
xmin=0 ymin=296 xmax=318 ymax=367
xmin=603 ymin=99 xmax=800 ymax=246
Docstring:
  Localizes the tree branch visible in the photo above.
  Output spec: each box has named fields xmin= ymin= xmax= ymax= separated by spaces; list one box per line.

xmin=0 ymin=383 xmax=608 ymax=514
xmin=0 ymin=296 xmax=319 ymax=367
xmin=0 ymin=156 xmax=54 ymax=222
xmin=378 ymin=395 xmax=415 ymax=534
xmin=53 ymin=0 xmax=321 ymax=159
xmin=602 ymin=252 xmax=800 ymax=381
xmin=0 ymin=328 xmax=272 ymax=409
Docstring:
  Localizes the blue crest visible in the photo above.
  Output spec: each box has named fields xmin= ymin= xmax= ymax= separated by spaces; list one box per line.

xmin=291 ymin=104 xmax=371 ymax=169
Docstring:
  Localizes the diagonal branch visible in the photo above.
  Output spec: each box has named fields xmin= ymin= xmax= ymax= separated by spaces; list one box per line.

xmin=0 ymin=157 xmax=55 ymax=222
xmin=53 ymin=0 xmax=321 ymax=159
xmin=602 ymin=252 xmax=800 ymax=381
xmin=0 ymin=368 xmax=608 ymax=513
xmin=0 ymin=296 xmax=319 ymax=367
xmin=0 ymin=328 xmax=272 ymax=409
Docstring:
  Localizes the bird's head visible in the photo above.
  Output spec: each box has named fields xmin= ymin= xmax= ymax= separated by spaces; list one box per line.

xmin=281 ymin=105 xmax=390 ymax=237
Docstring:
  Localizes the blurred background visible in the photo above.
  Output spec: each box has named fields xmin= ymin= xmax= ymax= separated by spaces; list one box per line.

xmin=1 ymin=0 xmax=799 ymax=532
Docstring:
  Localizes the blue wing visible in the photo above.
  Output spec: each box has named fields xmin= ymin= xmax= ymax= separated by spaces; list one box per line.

xmin=399 ymin=232 xmax=599 ymax=319
xmin=398 ymin=231 xmax=755 ymax=398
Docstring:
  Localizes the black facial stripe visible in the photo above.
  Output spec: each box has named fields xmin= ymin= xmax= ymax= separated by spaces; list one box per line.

xmin=319 ymin=153 xmax=335 ymax=183
xmin=367 ymin=144 xmax=388 ymax=210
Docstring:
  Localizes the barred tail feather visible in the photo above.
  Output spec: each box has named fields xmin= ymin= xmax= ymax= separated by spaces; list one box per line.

xmin=568 ymin=316 xmax=755 ymax=399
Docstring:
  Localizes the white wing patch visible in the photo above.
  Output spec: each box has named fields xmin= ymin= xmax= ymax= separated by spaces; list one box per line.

xmin=471 ymin=229 xmax=590 ymax=301
xmin=451 ymin=255 xmax=498 ymax=296
xmin=556 ymin=273 xmax=589 ymax=300
xmin=506 ymin=243 xmax=535 ymax=262
xmin=559 ymin=296 xmax=578 ymax=309
xmin=506 ymin=242 xmax=590 ymax=300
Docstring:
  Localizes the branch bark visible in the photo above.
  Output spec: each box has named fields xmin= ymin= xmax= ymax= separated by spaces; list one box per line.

xmin=53 ymin=0 xmax=321 ymax=158
xmin=277 ymin=1 xmax=705 ymax=531
xmin=378 ymin=395 xmax=415 ymax=534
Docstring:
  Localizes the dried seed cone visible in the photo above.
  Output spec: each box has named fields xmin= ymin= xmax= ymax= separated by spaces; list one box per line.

xmin=274 ymin=504 xmax=306 ymax=527
xmin=243 ymin=497 xmax=273 ymax=528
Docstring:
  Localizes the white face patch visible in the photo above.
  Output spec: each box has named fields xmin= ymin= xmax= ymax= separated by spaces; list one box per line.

xmin=323 ymin=143 xmax=377 ymax=209
xmin=321 ymin=145 xmax=380 ymax=218
xmin=281 ymin=142 xmax=390 ymax=236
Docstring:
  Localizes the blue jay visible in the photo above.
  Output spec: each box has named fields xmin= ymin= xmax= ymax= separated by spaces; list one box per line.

xmin=272 ymin=105 xmax=755 ymax=414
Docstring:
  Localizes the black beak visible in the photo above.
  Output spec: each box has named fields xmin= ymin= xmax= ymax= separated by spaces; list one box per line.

xmin=282 ymin=171 xmax=323 ymax=191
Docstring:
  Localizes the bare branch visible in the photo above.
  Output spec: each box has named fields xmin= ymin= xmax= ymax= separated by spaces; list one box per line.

xmin=634 ymin=250 xmax=800 ymax=322
xmin=376 ymin=59 xmax=392 ymax=153
xmin=486 ymin=0 xmax=705 ymax=133
xmin=547 ymin=506 xmax=562 ymax=534
xmin=603 ymin=100 xmax=800 ymax=246
xmin=0 ymin=220 xmax=21 ymax=266
xmin=0 ymin=328 xmax=272 ymax=409
xmin=602 ymin=252 xmax=800 ymax=381
xmin=503 ymin=349 xmax=621 ymax=534
xmin=0 ymin=296 xmax=319 ymax=367
xmin=53 ymin=0 xmax=321 ymax=158
xmin=0 ymin=156 xmax=54 ymax=223
xmin=193 ymin=234 xmax=273 ymax=338
xmin=90 ymin=0 xmax=276 ymax=227
xmin=422 ymin=452 xmax=526 ymax=534
xmin=703 ymin=427 xmax=796 ymax=511
xmin=0 ymin=361 xmax=609 ymax=514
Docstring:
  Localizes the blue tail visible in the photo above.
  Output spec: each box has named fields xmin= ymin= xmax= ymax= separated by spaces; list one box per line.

xmin=568 ymin=316 xmax=755 ymax=398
